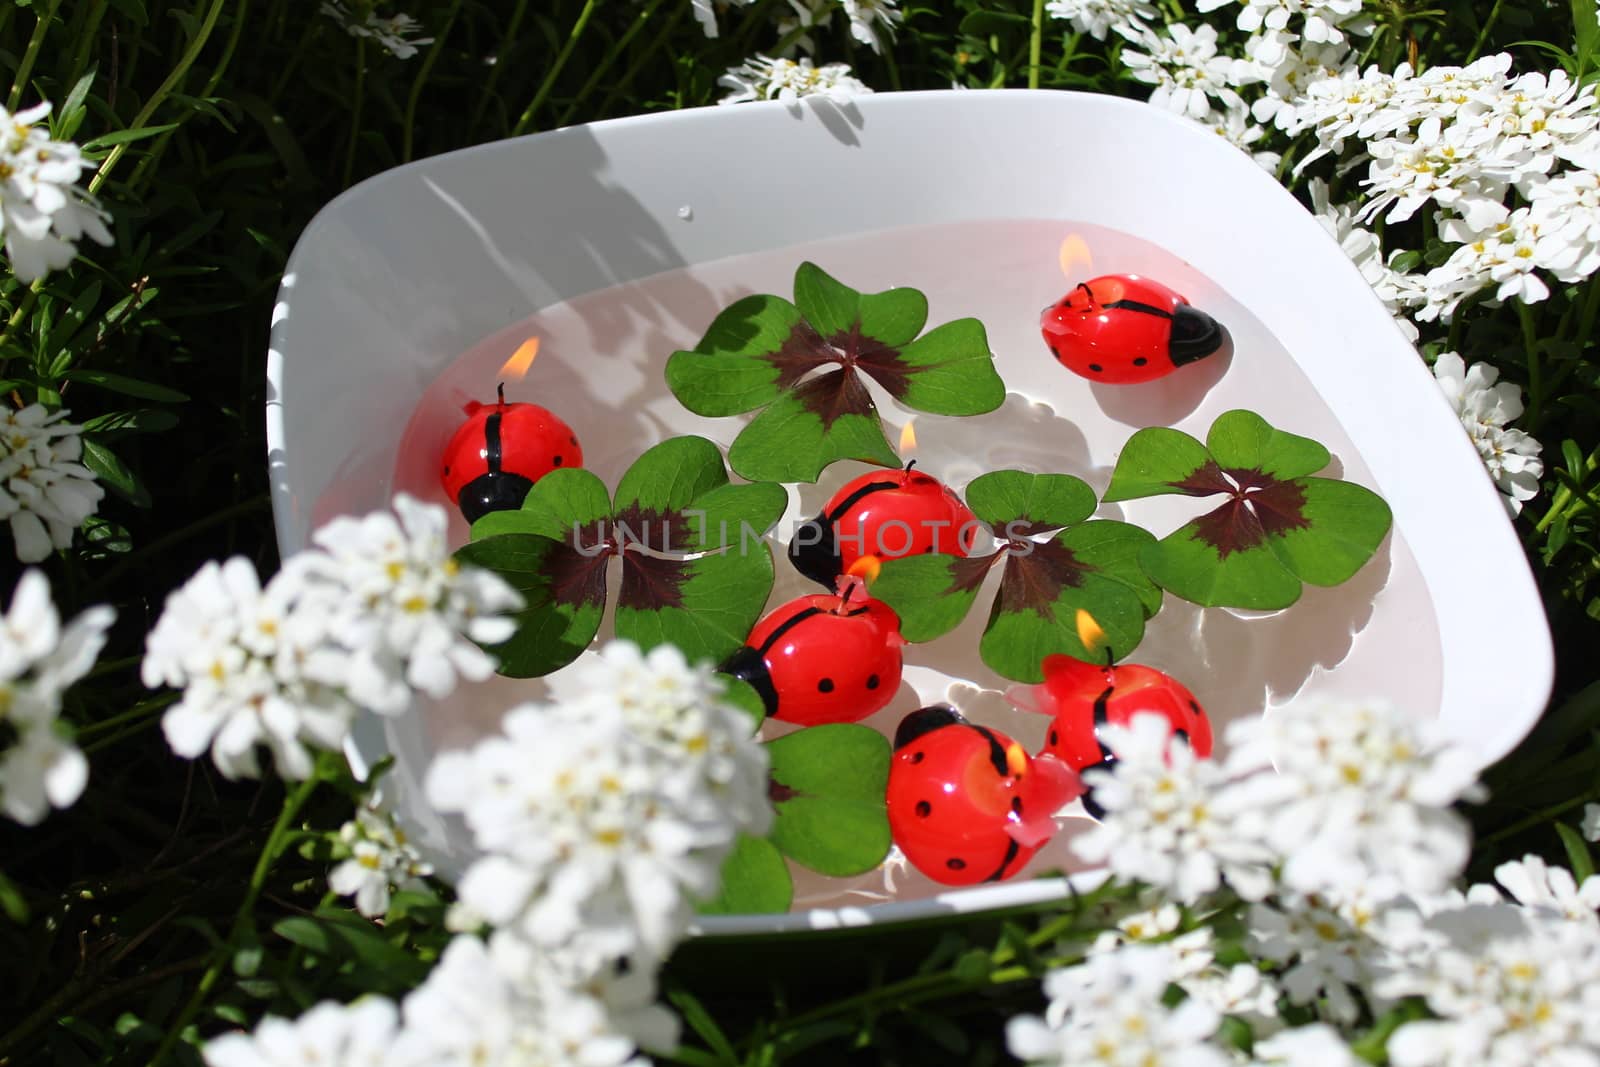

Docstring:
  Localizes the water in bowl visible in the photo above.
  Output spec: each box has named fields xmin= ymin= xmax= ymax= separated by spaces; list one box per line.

xmin=379 ymin=218 xmax=1442 ymax=909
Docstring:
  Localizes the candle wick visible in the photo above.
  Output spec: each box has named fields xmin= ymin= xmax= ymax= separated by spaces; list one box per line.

xmin=496 ymin=382 xmax=506 ymax=408
xmin=904 ymin=458 xmax=918 ymax=474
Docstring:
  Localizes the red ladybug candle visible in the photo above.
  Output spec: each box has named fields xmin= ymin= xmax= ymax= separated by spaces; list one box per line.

xmin=1041 ymin=274 xmax=1223 ymax=384
xmin=1008 ymin=652 xmax=1213 ymax=818
xmin=440 ymin=383 xmax=583 ymax=523
xmin=789 ymin=463 xmax=980 ymax=587
xmin=720 ymin=585 xmax=904 ymax=725
xmin=887 ymin=705 xmax=1083 ymax=886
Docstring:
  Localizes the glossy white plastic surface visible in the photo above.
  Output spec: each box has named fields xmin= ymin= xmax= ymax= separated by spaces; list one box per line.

xmin=267 ymin=90 xmax=1552 ymax=936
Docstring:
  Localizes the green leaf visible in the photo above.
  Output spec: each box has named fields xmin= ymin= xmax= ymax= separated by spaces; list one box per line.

xmin=665 ymin=295 xmax=800 ymax=416
xmin=63 ymin=369 xmax=189 ymax=403
xmin=1262 ymin=478 xmax=1392 ymax=587
xmin=469 ymin=467 xmax=610 ymax=543
xmin=885 ymin=318 xmax=1005 ymax=415
xmin=1206 ymin=409 xmax=1330 ymax=480
xmin=272 ymin=913 xmax=428 ymax=986
xmin=82 ymin=123 xmax=181 ymax=150
xmin=1101 ymin=426 xmax=1218 ymax=502
xmin=678 ymin=481 xmax=788 ymax=552
xmin=695 ymin=834 xmax=793 ymax=915
xmin=793 ymin=261 xmax=929 ymax=347
xmin=870 ymin=552 xmax=993 ymax=642
xmin=613 ymin=543 xmax=775 ymax=666
xmin=1558 ymin=822 xmax=1596 ymax=883
xmin=766 ymin=724 xmax=892 ymax=876
xmin=81 ymin=438 xmax=151 ymax=508
xmin=1575 ymin=0 xmax=1600 ymax=81
xmin=80 ymin=409 xmax=180 ymax=436
xmin=719 ymin=676 xmax=768 ymax=727
xmin=613 ymin=435 xmax=731 ymax=524
xmin=1141 ymin=523 xmax=1304 ymax=611
xmin=728 ymin=387 xmax=900 ymax=483
xmin=456 ymin=534 xmax=607 ymax=677
xmin=979 ymin=536 xmax=1152 ymax=682
xmin=965 ymin=470 xmax=1096 ymax=530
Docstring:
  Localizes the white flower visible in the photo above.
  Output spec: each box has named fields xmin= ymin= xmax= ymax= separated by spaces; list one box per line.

xmin=202 ymin=997 xmax=398 ymax=1067
xmin=1585 ymin=803 xmax=1600 ymax=843
xmin=387 ymin=934 xmax=663 ymax=1067
xmin=1199 ymin=0 xmax=1367 ymax=45
xmin=1431 ymin=351 xmax=1544 ymax=514
xmin=1045 ymin=0 xmax=1157 ymax=41
xmin=0 ymin=570 xmax=111 ymax=824
xmin=1072 ymin=713 xmax=1276 ymax=904
xmin=319 ymin=3 xmax=434 ymax=59
xmin=1247 ymin=885 xmax=1404 ymax=1024
xmin=1529 ymin=168 xmax=1600 ymax=282
xmin=428 ymin=641 xmax=770 ymax=962
xmin=298 ymin=494 xmax=521 ymax=716
xmin=146 ymin=558 xmax=357 ymax=780
xmin=1242 ymin=33 xmax=1354 ymax=132
xmin=691 ymin=0 xmax=754 ymax=39
xmin=1251 ymin=1024 xmax=1363 ymax=1066
xmin=718 ymin=54 xmax=872 ymax=106
xmin=1119 ymin=24 xmax=1245 ymax=121
xmin=1222 ymin=698 xmax=1479 ymax=896
xmin=1203 ymin=100 xmax=1283 ymax=171
xmin=0 ymin=102 xmax=113 ymax=282
xmin=1384 ymin=899 xmax=1600 ymax=1067
xmin=842 ymin=0 xmax=902 ymax=52
xmin=1421 ymin=209 xmax=1550 ymax=320
xmin=1359 ymin=119 xmax=1514 ymax=228
xmin=1481 ymin=854 xmax=1600 ymax=925
xmin=329 ymin=804 xmax=433 ymax=918
xmin=0 ymin=403 xmax=105 ymax=563
xmin=1006 ymin=944 xmax=1234 ymax=1067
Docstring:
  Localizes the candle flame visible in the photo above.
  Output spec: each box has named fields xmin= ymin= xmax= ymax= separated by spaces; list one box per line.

xmin=501 ymin=337 xmax=540 ymax=379
xmin=1059 ymin=234 xmax=1093 ymax=279
xmin=1006 ymin=741 xmax=1028 ymax=778
xmin=846 ymin=554 xmax=882 ymax=584
xmin=898 ymin=419 xmax=917 ymax=456
xmin=1075 ymin=608 xmax=1106 ymax=654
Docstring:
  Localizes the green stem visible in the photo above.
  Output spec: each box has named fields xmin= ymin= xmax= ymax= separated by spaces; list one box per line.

xmin=595 ymin=4 xmax=686 ymax=117
xmin=78 ymin=694 xmax=177 ymax=745
xmin=67 ymin=0 xmax=110 ymax=93
xmin=129 ymin=0 xmax=251 ymax=198
xmin=88 ymin=0 xmax=230 ymax=197
xmin=510 ymin=0 xmax=602 ymax=137
xmin=1466 ymin=0 xmax=1505 ymax=62
xmin=402 ymin=0 xmax=463 ymax=163
xmin=268 ymin=17 xmax=322 ymax=106
xmin=149 ymin=769 xmax=324 ymax=1066
xmin=469 ymin=0 xmax=528 ymax=134
xmin=1480 ymin=786 xmax=1600 ymax=846
xmin=557 ymin=0 xmax=670 ymax=128
xmin=343 ymin=38 xmax=366 ymax=187
xmin=8 ymin=0 xmax=63 ymax=112
xmin=1518 ymin=299 xmax=1542 ymax=429
xmin=1535 ymin=444 xmax=1600 ymax=533
xmin=1028 ymin=0 xmax=1046 ymax=89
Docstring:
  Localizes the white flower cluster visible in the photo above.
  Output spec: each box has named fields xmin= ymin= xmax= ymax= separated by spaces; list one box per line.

xmin=1073 ymin=697 xmax=1479 ymax=903
xmin=701 ymin=0 xmax=900 ymax=57
xmin=143 ymin=495 xmax=519 ymax=780
xmin=320 ymin=2 xmax=434 ymax=60
xmin=718 ymin=54 xmax=873 ymax=105
xmin=0 ymin=101 xmax=113 ymax=283
xmin=427 ymin=641 xmax=772 ymax=964
xmin=0 ymin=403 xmax=105 ymax=564
xmin=204 ymin=933 xmax=674 ymax=1067
xmin=0 ymin=570 xmax=112 ymax=825
xmin=1432 ymin=351 xmax=1545 ymax=514
xmin=329 ymin=804 xmax=434 ymax=918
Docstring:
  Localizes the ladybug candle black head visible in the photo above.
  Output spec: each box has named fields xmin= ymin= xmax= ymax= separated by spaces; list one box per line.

xmin=1041 ymin=274 xmax=1224 ymax=385
xmin=788 ymin=462 xmax=980 ymax=587
xmin=440 ymin=382 xmax=584 ymax=523
xmin=886 ymin=704 xmax=1082 ymax=887
xmin=719 ymin=582 xmax=905 ymax=726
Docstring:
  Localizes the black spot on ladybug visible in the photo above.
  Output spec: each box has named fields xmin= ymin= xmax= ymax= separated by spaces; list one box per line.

xmin=818 ymin=678 xmax=835 ymax=693
xmin=915 ymin=801 xmax=931 ymax=817
xmin=1189 ymin=700 xmax=1201 ymax=714
xmin=1011 ymin=797 xmax=1023 ymax=813
xmin=946 ymin=858 xmax=967 ymax=871
xmin=910 ymin=751 xmax=924 ymax=764
xmin=925 ymin=545 xmax=936 ymax=553
xmin=1133 ymin=357 xmax=1148 ymax=366
xmin=1088 ymin=363 xmax=1103 ymax=373
xmin=866 ymin=674 xmax=880 ymax=690
xmin=553 ymin=455 xmax=564 ymax=467
xmin=569 ymin=435 xmax=578 ymax=446
xmin=1049 ymin=729 xmax=1059 ymax=746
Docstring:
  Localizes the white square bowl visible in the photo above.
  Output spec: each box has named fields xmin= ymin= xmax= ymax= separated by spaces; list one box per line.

xmin=267 ymin=89 xmax=1552 ymax=936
